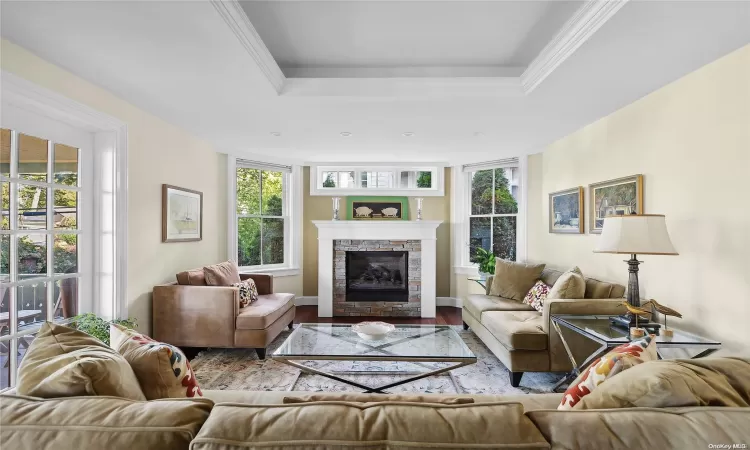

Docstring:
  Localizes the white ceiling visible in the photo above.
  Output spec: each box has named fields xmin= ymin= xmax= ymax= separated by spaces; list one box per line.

xmin=241 ymin=1 xmax=581 ymax=74
xmin=1 ymin=1 xmax=749 ymax=165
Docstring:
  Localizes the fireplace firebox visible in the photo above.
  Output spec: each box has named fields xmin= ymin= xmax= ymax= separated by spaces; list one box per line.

xmin=345 ymin=251 xmax=408 ymax=302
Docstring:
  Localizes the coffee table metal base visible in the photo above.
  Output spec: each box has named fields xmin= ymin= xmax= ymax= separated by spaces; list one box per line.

xmin=275 ymin=357 xmax=474 ymax=394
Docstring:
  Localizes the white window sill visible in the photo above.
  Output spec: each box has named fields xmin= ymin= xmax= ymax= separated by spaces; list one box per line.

xmin=239 ymin=266 xmax=301 ymax=277
xmin=453 ymin=265 xmax=480 ymax=276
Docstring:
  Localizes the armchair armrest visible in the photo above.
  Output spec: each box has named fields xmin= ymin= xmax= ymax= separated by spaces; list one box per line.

xmin=152 ymin=284 xmax=239 ymax=347
xmin=240 ymin=273 xmax=273 ymax=295
xmin=542 ymin=298 xmax=626 ymax=334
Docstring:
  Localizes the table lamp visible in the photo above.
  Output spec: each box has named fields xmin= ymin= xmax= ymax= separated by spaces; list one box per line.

xmin=594 ymin=214 xmax=678 ymax=329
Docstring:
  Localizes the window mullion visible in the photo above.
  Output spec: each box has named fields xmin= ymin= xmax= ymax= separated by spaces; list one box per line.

xmin=258 ymin=169 xmax=263 ymax=266
xmin=46 ymin=140 xmax=54 ymax=321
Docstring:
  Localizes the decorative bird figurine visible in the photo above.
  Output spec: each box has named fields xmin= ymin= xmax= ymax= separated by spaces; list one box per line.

xmin=641 ymin=299 xmax=682 ymax=336
xmin=620 ymin=301 xmax=652 ymax=318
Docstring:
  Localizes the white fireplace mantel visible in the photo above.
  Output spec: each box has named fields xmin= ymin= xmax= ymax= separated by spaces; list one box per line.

xmin=313 ymin=220 xmax=443 ymax=318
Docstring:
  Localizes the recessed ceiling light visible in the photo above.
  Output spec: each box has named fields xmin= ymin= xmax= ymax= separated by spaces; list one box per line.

xmin=270 ymin=131 xmax=281 ymax=137
xmin=340 ymin=132 xmax=352 ymax=137
xmin=473 ymin=132 xmax=485 ymax=137
xmin=402 ymin=132 xmax=415 ymax=137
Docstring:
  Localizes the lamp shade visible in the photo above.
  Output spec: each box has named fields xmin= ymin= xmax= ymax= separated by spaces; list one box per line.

xmin=594 ymin=215 xmax=678 ymax=255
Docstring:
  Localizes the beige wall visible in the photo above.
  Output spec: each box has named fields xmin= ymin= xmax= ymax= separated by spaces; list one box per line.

xmin=528 ymin=44 xmax=750 ymax=354
xmin=303 ymin=167 xmax=452 ymax=298
xmin=1 ymin=39 xmax=227 ymax=334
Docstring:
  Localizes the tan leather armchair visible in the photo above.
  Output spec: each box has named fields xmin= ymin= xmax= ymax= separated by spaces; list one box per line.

xmin=152 ymin=273 xmax=295 ymax=359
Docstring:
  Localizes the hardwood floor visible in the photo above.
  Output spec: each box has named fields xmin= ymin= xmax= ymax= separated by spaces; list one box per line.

xmin=293 ymin=306 xmax=463 ymax=326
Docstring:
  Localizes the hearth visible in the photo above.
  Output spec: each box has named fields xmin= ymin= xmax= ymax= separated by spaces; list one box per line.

xmin=345 ymin=251 xmax=408 ymax=302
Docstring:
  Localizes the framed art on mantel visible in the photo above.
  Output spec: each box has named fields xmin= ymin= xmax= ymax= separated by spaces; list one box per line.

xmin=588 ymin=175 xmax=643 ymax=234
xmin=549 ymin=187 xmax=584 ymax=234
xmin=162 ymin=184 xmax=203 ymax=242
xmin=346 ymin=196 xmax=409 ymax=220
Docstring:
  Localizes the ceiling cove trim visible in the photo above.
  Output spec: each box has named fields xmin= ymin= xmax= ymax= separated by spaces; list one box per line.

xmin=521 ymin=0 xmax=630 ymax=94
xmin=282 ymin=77 xmax=524 ymax=98
xmin=210 ymin=0 xmax=286 ymax=94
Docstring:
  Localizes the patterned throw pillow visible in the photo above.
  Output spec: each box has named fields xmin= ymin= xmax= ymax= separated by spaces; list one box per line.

xmin=110 ymin=324 xmax=203 ymax=400
xmin=232 ymin=278 xmax=259 ymax=308
xmin=523 ymin=280 xmax=550 ymax=312
xmin=558 ymin=335 xmax=658 ymax=410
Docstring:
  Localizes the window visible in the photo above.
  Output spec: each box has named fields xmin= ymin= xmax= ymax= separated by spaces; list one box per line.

xmin=232 ymin=160 xmax=299 ymax=273
xmin=467 ymin=165 xmax=520 ymax=264
xmin=1 ymin=128 xmax=82 ymax=390
xmin=311 ymin=165 xmax=443 ymax=196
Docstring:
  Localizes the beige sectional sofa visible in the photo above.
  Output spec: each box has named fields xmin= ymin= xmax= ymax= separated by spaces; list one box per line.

xmin=463 ymin=268 xmax=627 ymax=386
xmin=3 ymin=366 xmax=750 ymax=450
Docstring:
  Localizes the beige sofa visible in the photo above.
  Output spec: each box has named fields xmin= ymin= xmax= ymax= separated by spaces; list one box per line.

xmin=463 ymin=268 xmax=627 ymax=387
xmin=152 ymin=272 xmax=295 ymax=359
xmin=4 ymin=357 xmax=750 ymax=450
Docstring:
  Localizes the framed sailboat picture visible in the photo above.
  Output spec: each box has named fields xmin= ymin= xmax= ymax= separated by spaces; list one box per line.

xmin=162 ymin=184 xmax=203 ymax=242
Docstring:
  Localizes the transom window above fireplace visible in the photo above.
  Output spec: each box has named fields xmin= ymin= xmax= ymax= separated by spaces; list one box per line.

xmin=309 ymin=164 xmax=445 ymax=196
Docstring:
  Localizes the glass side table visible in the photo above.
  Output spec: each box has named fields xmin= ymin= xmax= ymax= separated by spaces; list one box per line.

xmin=467 ymin=275 xmax=489 ymax=290
xmin=551 ymin=314 xmax=721 ymax=392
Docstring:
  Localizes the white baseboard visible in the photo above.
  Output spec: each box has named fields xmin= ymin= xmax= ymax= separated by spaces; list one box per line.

xmin=295 ymin=296 xmax=318 ymax=306
xmin=295 ymin=296 xmax=462 ymax=308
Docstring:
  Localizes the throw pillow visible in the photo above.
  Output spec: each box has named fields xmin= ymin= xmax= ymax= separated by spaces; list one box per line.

xmin=203 ymin=260 xmax=241 ymax=286
xmin=16 ymin=322 xmax=145 ymax=400
xmin=522 ymin=280 xmax=550 ymax=312
xmin=558 ymin=335 xmax=658 ymax=410
xmin=232 ymin=278 xmax=259 ymax=308
xmin=110 ymin=324 xmax=203 ymax=399
xmin=489 ymin=259 xmax=546 ymax=301
xmin=574 ymin=357 xmax=750 ymax=410
xmin=548 ymin=266 xmax=586 ymax=299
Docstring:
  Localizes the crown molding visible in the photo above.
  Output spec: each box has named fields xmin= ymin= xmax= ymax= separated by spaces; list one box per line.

xmin=521 ymin=0 xmax=630 ymax=94
xmin=282 ymin=77 xmax=524 ymax=98
xmin=210 ymin=0 xmax=286 ymax=93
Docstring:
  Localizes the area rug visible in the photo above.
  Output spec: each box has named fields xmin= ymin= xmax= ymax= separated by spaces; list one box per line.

xmin=191 ymin=326 xmax=563 ymax=395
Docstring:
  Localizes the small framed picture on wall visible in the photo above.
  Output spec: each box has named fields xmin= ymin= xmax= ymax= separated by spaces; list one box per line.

xmin=588 ymin=175 xmax=643 ymax=234
xmin=549 ymin=187 xmax=584 ymax=234
xmin=162 ymin=184 xmax=203 ymax=242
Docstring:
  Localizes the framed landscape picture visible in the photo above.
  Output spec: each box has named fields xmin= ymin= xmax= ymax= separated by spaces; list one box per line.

xmin=346 ymin=196 xmax=409 ymax=220
xmin=549 ymin=187 xmax=584 ymax=234
xmin=588 ymin=175 xmax=643 ymax=234
xmin=162 ymin=184 xmax=203 ymax=242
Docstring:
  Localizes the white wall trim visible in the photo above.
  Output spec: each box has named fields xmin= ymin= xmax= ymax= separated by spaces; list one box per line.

xmin=521 ymin=0 xmax=630 ymax=93
xmin=210 ymin=0 xmax=285 ymax=94
xmin=293 ymin=296 xmax=461 ymax=308
xmin=436 ymin=297 xmax=463 ymax=308
xmin=1 ymin=70 xmax=128 ymax=319
xmin=295 ymin=296 xmax=318 ymax=306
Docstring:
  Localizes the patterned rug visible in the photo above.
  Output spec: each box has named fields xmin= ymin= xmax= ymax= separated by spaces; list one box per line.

xmin=191 ymin=326 xmax=564 ymax=395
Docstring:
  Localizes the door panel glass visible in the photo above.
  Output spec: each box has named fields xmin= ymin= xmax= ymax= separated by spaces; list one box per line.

xmin=16 ymin=282 xmax=48 ymax=331
xmin=54 ymin=234 xmax=78 ymax=274
xmin=1 ymin=181 xmax=8 ymax=230
xmin=18 ymin=133 xmax=48 ymax=182
xmin=1 ymin=128 xmax=9 ymax=178
xmin=17 ymin=184 xmax=47 ymax=230
xmin=53 ymin=144 xmax=78 ymax=187
xmin=16 ymin=234 xmax=46 ymax=276
xmin=54 ymin=189 xmax=77 ymax=229
xmin=54 ymin=277 xmax=79 ymax=321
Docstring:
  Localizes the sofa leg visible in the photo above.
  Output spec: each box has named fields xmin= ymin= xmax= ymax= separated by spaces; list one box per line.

xmin=255 ymin=348 xmax=266 ymax=360
xmin=462 ymin=321 xmax=469 ymax=331
xmin=510 ymin=372 xmax=523 ymax=387
xmin=288 ymin=322 xmax=294 ymax=330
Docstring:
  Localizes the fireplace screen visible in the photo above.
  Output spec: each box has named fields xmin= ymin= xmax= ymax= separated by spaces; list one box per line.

xmin=345 ymin=251 xmax=408 ymax=302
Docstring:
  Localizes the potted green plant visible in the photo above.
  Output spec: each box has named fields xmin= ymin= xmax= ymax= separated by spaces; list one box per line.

xmin=475 ymin=248 xmax=496 ymax=277
xmin=72 ymin=313 xmax=137 ymax=346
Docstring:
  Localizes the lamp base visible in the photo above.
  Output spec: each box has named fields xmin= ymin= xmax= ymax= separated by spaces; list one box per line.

xmin=610 ymin=314 xmax=661 ymax=332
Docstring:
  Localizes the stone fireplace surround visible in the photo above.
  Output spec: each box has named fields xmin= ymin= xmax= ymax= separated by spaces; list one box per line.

xmin=334 ymin=239 xmax=421 ymax=316
xmin=313 ymin=220 xmax=442 ymax=318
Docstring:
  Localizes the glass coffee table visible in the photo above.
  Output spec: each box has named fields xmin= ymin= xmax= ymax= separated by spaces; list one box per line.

xmin=272 ymin=324 xmax=477 ymax=393
xmin=551 ymin=314 xmax=722 ymax=391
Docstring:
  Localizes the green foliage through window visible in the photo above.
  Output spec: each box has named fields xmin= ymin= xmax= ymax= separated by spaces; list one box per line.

xmin=236 ymin=168 xmax=284 ymax=266
xmin=470 ymin=168 xmax=518 ymax=263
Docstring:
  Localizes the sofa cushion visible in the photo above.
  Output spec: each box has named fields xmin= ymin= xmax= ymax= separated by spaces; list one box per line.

xmin=540 ymin=268 xmax=564 ymax=287
xmin=0 ymin=394 xmax=213 ymax=450
xmin=574 ymin=357 xmax=750 ymax=410
xmin=583 ymin=278 xmax=615 ymax=298
xmin=109 ymin=323 xmax=203 ymax=400
xmin=527 ymin=407 xmax=750 ymax=450
xmin=464 ymin=294 xmax=535 ymax=320
xmin=548 ymin=267 xmax=586 ymax=299
xmin=203 ymin=260 xmax=241 ymax=286
xmin=483 ymin=310 xmax=547 ymax=351
xmin=191 ymin=401 xmax=550 ymax=450
xmin=489 ymin=259 xmax=546 ymax=300
xmin=176 ymin=268 xmax=206 ymax=286
xmin=235 ymin=293 xmax=295 ymax=330
xmin=16 ymin=322 xmax=145 ymax=400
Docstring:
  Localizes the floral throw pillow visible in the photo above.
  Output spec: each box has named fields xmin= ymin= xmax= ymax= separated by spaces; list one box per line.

xmin=523 ymin=280 xmax=550 ymax=312
xmin=109 ymin=323 xmax=203 ymax=400
xmin=558 ymin=335 xmax=658 ymax=410
xmin=233 ymin=278 xmax=259 ymax=308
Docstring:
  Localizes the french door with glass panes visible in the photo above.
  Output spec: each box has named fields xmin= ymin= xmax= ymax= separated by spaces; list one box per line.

xmin=0 ymin=110 xmax=93 ymax=390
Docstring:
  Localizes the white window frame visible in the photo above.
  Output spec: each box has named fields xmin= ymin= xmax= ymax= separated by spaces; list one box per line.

xmin=1 ymin=71 xmax=127 ymax=391
xmin=309 ymin=163 xmax=446 ymax=196
xmin=227 ymin=158 xmax=301 ymax=277
xmin=451 ymin=157 xmax=527 ymax=275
